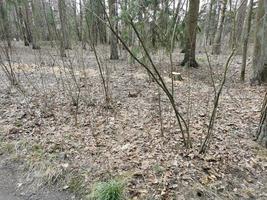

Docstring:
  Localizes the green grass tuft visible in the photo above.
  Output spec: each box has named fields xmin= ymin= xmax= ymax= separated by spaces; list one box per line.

xmin=88 ymin=179 xmax=125 ymax=200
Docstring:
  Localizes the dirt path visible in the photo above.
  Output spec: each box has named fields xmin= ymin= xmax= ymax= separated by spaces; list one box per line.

xmin=0 ymin=157 xmax=73 ymax=200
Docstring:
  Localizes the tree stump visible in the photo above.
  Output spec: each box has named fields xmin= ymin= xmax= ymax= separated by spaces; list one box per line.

xmin=170 ymin=72 xmax=183 ymax=81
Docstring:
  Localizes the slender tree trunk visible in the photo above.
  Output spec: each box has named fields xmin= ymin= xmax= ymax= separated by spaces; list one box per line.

xmin=79 ymin=0 xmax=86 ymax=49
xmin=256 ymin=93 xmax=267 ymax=148
xmin=41 ymin=0 xmax=53 ymax=46
xmin=99 ymin=0 xmax=107 ymax=44
xmin=58 ymin=0 xmax=71 ymax=50
xmin=210 ymin=0 xmax=219 ymax=45
xmin=16 ymin=3 xmax=29 ymax=46
xmin=138 ymin=0 xmax=143 ymax=22
xmin=228 ymin=0 xmax=239 ymax=49
xmin=152 ymin=0 xmax=158 ymax=48
xmin=212 ymin=0 xmax=227 ymax=55
xmin=93 ymin=0 xmax=99 ymax=45
xmin=73 ymin=1 xmax=82 ymax=41
xmin=251 ymin=0 xmax=267 ymax=84
xmin=14 ymin=2 xmax=23 ymax=40
xmin=181 ymin=0 xmax=200 ymax=68
xmin=12 ymin=5 xmax=20 ymax=41
xmin=0 ymin=0 xmax=11 ymax=48
xmin=236 ymin=0 xmax=248 ymax=44
xmin=24 ymin=1 xmax=33 ymax=45
xmin=205 ymin=0 xmax=214 ymax=45
xmin=240 ymin=0 xmax=254 ymax=81
xmin=13 ymin=1 xmax=29 ymax=45
xmin=108 ymin=0 xmax=119 ymax=60
xmin=163 ymin=0 xmax=169 ymax=32
xmin=85 ymin=0 xmax=98 ymax=45
xmin=30 ymin=0 xmax=40 ymax=49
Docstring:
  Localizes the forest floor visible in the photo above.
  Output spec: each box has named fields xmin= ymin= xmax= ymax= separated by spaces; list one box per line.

xmin=0 ymin=42 xmax=267 ymax=199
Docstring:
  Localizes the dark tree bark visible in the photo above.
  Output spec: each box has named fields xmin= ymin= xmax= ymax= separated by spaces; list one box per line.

xmin=251 ymin=0 xmax=267 ymax=84
xmin=152 ymin=0 xmax=158 ymax=48
xmin=0 ymin=0 xmax=11 ymax=48
xmin=255 ymin=93 xmax=267 ymax=148
xmin=98 ymin=0 xmax=107 ymax=44
xmin=30 ymin=0 xmax=41 ymax=49
xmin=10 ymin=2 xmax=20 ymax=41
xmin=15 ymin=0 xmax=32 ymax=46
xmin=84 ymin=0 xmax=106 ymax=46
xmin=108 ymin=0 xmax=119 ymax=60
xmin=23 ymin=0 xmax=33 ymax=45
xmin=58 ymin=0 xmax=71 ymax=50
xmin=14 ymin=1 xmax=26 ymax=44
xmin=181 ymin=0 xmax=200 ymax=68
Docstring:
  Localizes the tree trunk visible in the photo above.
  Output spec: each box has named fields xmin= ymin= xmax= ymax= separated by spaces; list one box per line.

xmin=210 ymin=0 xmax=219 ymax=45
xmin=24 ymin=0 xmax=33 ymax=45
xmin=240 ymin=0 xmax=254 ymax=81
xmin=235 ymin=0 xmax=248 ymax=44
xmin=30 ymin=0 xmax=40 ymax=49
xmin=212 ymin=0 xmax=227 ymax=55
xmin=12 ymin=5 xmax=20 ymax=41
xmin=181 ymin=0 xmax=200 ymax=68
xmin=108 ymin=0 xmax=119 ymax=60
xmin=152 ymin=0 xmax=158 ymax=48
xmin=41 ymin=0 xmax=53 ymax=46
xmin=162 ymin=0 xmax=169 ymax=33
xmin=0 ymin=0 xmax=11 ymax=48
xmin=85 ymin=0 xmax=98 ymax=45
xmin=205 ymin=0 xmax=215 ymax=45
xmin=14 ymin=2 xmax=25 ymax=44
xmin=73 ymin=1 xmax=82 ymax=41
xmin=228 ymin=0 xmax=239 ymax=49
xmin=58 ymin=0 xmax=71 ymax=50
xmin=251 ymin=0 xmax=267 ymax=84
xmin=98 ymin=0 xmax=107 ymax=44
xmin=256 ymin=93 xmax=267 ymax=148
xmin=79 ymin=0 xmax=86 ymax=49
